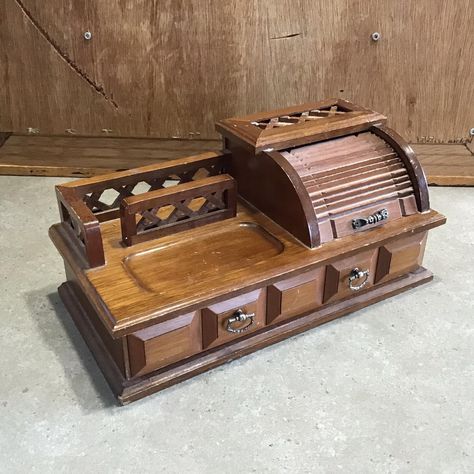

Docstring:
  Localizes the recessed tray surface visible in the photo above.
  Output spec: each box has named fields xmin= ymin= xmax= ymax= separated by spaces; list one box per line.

xmin=123 ymin=222 xmax=284 ymax=294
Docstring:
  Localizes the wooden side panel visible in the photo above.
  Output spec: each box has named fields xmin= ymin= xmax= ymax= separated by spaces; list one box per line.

xmin=128 ymin=312 xmax=201 ymax=377
xmin=227 ymin=146 xmax=319 ymax=247
xmin=375 ymin=232 xmax=428 ymax=284
xmin=63 ymin=263 xmax=126 ymax=376
xmin=1 ymin=0 xmax=472 ymax=143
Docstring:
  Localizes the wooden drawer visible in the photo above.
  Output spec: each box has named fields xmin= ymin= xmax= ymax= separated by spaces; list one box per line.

xmin=375 ymin=232 xmax=427 ymax=284
xmin=202 ymin=289 xmax=266 ymax=349
xmin=323 ymin=249 xmax=378 ymax=303
xmin=318 ymin=197 xmax=418 ymax=243
xmin=127 ymin=312 xmax=201 ymax=377
xmin=267 ymin=268 xmax=325 ymax=324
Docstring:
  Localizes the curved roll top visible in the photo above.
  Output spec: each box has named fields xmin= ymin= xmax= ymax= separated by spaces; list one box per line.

xmin=217 ymin=99 xmax=430 ymax=248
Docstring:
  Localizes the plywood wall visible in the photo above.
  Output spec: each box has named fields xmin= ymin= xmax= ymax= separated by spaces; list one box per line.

xmin=1 ymin=0 xmax=473 ymax=143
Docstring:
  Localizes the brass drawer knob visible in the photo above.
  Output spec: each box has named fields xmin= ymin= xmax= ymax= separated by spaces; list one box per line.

xmin=225 ymin=309 xmax=255 ymax=333
xmin=349 ymin=268 xmax=370 ymax=291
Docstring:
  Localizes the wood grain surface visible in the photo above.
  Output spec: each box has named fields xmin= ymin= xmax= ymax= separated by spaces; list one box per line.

xmin=1 ymin=0 xmax=472 ymax=143
xmin=50 ymin=205 xmax=445 ymax=336
xmin=414 ymin=144 xmax=474 ymax=186
xmin=58 ymin=267 xmax=435 ymax=404
xmin=0 ymin=135 xmax=221 ymax=177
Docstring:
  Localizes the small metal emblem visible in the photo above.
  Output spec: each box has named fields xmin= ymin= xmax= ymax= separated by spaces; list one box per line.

xmin=352 ymin=208 xmax=388 ymax=230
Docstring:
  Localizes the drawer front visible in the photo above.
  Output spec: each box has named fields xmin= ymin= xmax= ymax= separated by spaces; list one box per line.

xmin=318 ymin=196 xmax=418 ymax=243
xmin=323 ymin=249 xmax=378 ymax=303
xmin=267 ymin=268 xmax=325 ymax=324
xmin=128 ymin=312 xmax=201 ymax=377
xmin=202 ymin=289 xmax=266 ymax=349
xmin=375 ymin=232 xmax=427 ymax=284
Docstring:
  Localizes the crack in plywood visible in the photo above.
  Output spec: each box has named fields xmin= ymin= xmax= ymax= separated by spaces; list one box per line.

xmin=14 ymin=0 xmax=119 ymax=110
xmin=0 ymin=133 xmax=12 ymax=148
xmin=270 ymin=33 xmax=301 ymax=40
xmin=466 ymin=141 xmax=474 ymax=155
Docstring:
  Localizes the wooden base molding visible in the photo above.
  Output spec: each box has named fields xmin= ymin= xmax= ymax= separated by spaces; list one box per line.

xmin=59 ymin=268 xmax=432 ymax=405
xmin=1 ymin=135 xmax=473 ymax=186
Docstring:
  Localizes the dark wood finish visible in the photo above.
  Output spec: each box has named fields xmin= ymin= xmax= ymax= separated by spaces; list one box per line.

xmin=55 ymin=186 xmax=105 ymax=268
xmin=128 ymin=312 xmax=201 ymax=377
xmin=49 ymin=100 xmax=446 ymax=404
xmin=216 ymin=99 xmax=386 ymax=153
xmin=226 ymin=144 xmax=320 ymax=248
xmin=371 ymin=125 xmax=430 ymax=212
xmin=222 ymin=107 xmax=431 ymax=247
xmin=375 ymin=232 xmax=427 ymax=284
xmin=281 ymin=131 xmax=419 ymax=243
xmin=120 ymin=174 xmax=237 ymax=246
xmin=58 ymin=268 xmax=434 ymax=404
xmin=267 ymin=268 xmax=325 ymax=324
xmin=202 ymin=289 xmax=266 ymax=349
xmin=58 ymin=282 xmax=126 ymax=397
xmin=374 ymin=246 xmax=392 ymax=284
xmin=64 ymin=262 xmax=126 ymax=376
xmin=50 ymin=206 xmax=445 ymax=337
xmin=53 ymin=152 xmax=229 ymax=267
xmin=323 ymin=249 xmax=378 ymax=304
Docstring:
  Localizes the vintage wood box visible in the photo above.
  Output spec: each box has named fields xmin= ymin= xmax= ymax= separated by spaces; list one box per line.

xmin=49 ymin=99 xmax=446 ymax=404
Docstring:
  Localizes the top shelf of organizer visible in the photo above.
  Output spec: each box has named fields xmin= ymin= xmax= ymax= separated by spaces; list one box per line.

xmin=216 ymin=98 xmax=387 ymax=153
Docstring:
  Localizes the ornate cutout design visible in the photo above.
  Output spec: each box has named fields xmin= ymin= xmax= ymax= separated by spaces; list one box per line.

xmin=82 ymin=163 xmax=224 ymax=215
xmin=136 ymin=191 xmax=227 ymax=233
xmin=251 ymin=105 xmax=348 ymax=130
xmin=120 ymin=174 xmax=237 ymax=246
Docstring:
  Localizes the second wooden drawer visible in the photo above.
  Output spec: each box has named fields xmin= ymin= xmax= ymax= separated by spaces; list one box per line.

xmin=202 ymin=289 xmax=266 ymax=349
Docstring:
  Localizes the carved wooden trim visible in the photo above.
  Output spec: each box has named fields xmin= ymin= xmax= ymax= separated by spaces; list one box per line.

xmin=53 ymin=153 xmax=230 ymax=266
xmin=375 ymin=246 xmax=392 ymax=283
xmin=265 ymin=150 xmax=321 ymax=247
xmin=266 ymin=285 xmax=282 ymax=324
xmin=371 ymin=125 xmax=430 ymax=212
xmin=323 ymin=264 xmax=340 ymax=303
xmin=216 ymin=98 xmax=386 ymax=152
xmin=55 ymin=186 xmax=105 ymax=268
xmin=120 ymin=174 xmax=237 ymax=246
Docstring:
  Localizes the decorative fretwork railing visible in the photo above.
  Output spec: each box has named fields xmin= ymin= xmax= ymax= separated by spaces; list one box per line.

xmin=55 ymin=152 xmax=230 ymax=267
xmin=120 ymin=174 xmax=237 ymax=246
xmin=251 ymin=105 xmax=349 ymax=130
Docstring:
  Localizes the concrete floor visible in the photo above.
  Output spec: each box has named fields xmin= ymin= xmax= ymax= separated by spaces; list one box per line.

xmin=0 ymin=176 xmax=473 ymax=473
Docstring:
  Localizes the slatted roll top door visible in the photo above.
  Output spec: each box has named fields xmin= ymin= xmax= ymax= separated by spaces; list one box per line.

xmin=281 ymin=132 xmax=418 ymax=243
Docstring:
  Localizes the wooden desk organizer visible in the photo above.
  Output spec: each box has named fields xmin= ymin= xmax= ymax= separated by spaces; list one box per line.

xmin=50 ymin=99 xmax=446 ymax=404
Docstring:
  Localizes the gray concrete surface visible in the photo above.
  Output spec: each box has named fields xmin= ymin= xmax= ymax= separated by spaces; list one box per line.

xmin=0 ymin=176 xmax=473 ymax=473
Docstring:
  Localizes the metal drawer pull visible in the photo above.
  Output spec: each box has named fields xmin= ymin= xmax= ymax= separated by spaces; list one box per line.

xmin=225 ymin=309 xmax=255 ymax=333
xmin=352 ymin=208 xmax=388 ymax=230
xmin=349 ymin=268 xmax=370 ymax=291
